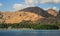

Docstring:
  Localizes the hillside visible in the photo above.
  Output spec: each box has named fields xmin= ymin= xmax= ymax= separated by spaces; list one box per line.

xmin=0 ymin=7 xmax=59 ymax=24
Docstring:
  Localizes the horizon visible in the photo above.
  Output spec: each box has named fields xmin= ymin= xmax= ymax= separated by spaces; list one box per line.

xmin=0 ymin=0 xmax=60 ymax=12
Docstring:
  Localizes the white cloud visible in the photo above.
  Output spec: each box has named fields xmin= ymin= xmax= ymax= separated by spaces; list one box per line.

xmin=13 ymin=4 xmax=26 ymax=10
xmin=25 ymin=0 xmax=60 ymax=4
xmin=13 ymin=3 xmax=36 ymax=10
xmin=53 ymin=7 xmax=57 ymax=10
xmin=43 ymin=7 xmax=51 ymax=10
xmin=40 ymin=0 xmax=53 ymax=3
xmin=25 ymin=0 xmax=38 ymax=5
xmin=53 ymin=0 xmax=60 ymax=3
xmin=0 ymin=3 xmax=3 ymax=6
xmin=52 ymin=6 xmax=59 ymax=11
xmin=40 ymin=0 xmax=60 ymax=3
xmin=13 ymin=0 xmax=60 ymax=10
xmin=44 ymin=7 xmax=59 ymax=12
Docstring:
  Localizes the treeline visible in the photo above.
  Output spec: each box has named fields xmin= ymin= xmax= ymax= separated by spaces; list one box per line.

xmin=0 ymin=21 xmax=59 ymax=30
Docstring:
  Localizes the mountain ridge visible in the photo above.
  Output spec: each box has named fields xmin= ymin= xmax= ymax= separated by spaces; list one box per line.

xmin=0 ymin=7 xmax=59 ymax=23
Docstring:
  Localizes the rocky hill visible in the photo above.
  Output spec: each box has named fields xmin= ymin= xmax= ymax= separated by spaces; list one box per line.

xmin=0 ymin=7 xmax=59 ymax=24
xmin=20 ymin=7 xmax=53 ymax=18
xmin=47 ymin=9 xmax=58 ymax=16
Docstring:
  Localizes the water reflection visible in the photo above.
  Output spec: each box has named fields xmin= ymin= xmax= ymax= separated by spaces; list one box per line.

xmin=0 ymin=30 xmax=60 ymax=36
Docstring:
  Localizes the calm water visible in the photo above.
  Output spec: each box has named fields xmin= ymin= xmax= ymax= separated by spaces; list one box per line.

xmin=0 ymin=29 xmax=60 ymax=36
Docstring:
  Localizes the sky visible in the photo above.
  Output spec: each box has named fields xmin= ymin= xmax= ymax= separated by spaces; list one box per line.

xmin=0 ymin=0 xmax=60 ymax=12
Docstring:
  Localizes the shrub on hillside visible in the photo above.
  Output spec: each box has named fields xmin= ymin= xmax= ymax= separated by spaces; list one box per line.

xmin=33 ymin=24 xmax=59 ymax=30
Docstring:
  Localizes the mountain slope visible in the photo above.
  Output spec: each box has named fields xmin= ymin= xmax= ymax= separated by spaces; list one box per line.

xmin=0 ymin=7 xmax=58 ymax=23
xmin=19 ymin=7 xmax=53 ymax=18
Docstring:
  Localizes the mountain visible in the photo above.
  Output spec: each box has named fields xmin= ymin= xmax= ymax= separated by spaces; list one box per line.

xmin=0 ymin=7 xmax=58 ymax=24
xmin=19 ymin=7 xmax=53 ymax=18
xmin=0 ymin=11 xmax=44 ymax=23
xmin=47 ymin=9 xmax=58 ymax=16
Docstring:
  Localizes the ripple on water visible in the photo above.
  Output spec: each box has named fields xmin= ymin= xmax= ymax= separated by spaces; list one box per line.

xmin=0 ymin=30 xmax=60 ymax=36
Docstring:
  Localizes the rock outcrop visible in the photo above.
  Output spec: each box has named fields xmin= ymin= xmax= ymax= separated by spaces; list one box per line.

xmin=47 ymin=9 xmax=58 ymax=16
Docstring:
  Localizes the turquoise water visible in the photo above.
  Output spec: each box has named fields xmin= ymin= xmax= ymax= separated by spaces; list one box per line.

xmin=0 ymin=29 xmax=60 ymax=36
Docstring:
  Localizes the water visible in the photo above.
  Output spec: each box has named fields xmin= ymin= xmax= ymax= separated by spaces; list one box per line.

xmin=0 ymin=29 xmax=60 ymax=36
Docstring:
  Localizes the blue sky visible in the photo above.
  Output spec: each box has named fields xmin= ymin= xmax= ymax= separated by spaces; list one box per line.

xmin=0 ymin=0 xmax=60 ymax=11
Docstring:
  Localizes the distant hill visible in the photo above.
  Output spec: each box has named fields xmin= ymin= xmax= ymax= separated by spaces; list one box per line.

xmin=0 ymin=7 xmax=59 ymax=24
xmin=19 ymin=7 xmax=53 ymax=18
xmin=47 ymin=9 xmax=58 ymax=16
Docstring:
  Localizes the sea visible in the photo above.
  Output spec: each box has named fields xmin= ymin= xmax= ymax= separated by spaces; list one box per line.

xmin=0 ymin=29 xmax=60 ymax=36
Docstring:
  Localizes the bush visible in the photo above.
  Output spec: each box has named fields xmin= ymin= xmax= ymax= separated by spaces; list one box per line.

xmin=0 ymin=22 xmax=59 ymax=30
xmin=33 ymin=25 xmax=59 ymax=30
xmin=0 ymin=24 xmax=9 ymax=28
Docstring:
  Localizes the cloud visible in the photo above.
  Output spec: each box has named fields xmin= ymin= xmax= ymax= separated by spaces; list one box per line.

xmin=25 ymin=0 xmax=38 ymax=5
xmin=40 ymin=0 xmax=53 ymax=3
xmin=43 ymin=7 xmax=50 ymax=10
xmin=25 ymin=0 xmax=60 ymax=4
xmin=52 ymin=6 xmax=59 ymax=11
xmin=44 ymin=6 xmax=59 ymax=12
xmin=53 ymin=7 xmax=57 ymax=10
xmin=0 ymin=3 xmax=3 ymax=6
xmin=53 ymin=0 xmax=60 ymax=3
xmin=13 ymin=0 xmax=60 ymax=10
xmin=13 ymin=4 xmax=26 ymax=10
xmin=13 ymin=3 xmax=36 ymax=10
xmin=40 ymin=0 xmax=60 ymax=3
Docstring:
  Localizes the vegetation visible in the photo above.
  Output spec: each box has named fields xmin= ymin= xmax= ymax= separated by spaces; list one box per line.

xmin=0 ymin=20 xmax=59 ymax=30
xmin=33 ymin=25 xmax=59 ymax=30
